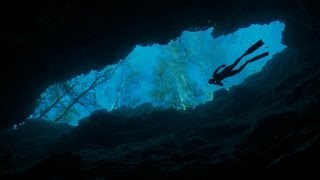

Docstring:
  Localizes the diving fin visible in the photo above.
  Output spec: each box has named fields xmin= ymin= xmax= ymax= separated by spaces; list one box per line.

xmin=242 ymin=39 xmax=264 ymax=57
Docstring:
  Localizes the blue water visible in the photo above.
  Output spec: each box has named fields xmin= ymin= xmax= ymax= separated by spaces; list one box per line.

xmin=29 ymin=21 xmax=286 ymax=126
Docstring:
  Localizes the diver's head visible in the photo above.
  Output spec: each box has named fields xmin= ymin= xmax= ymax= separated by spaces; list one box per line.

xmin=208 ymin=78 xmax=223 ymax=86
xmin=208 ymin=75 xmax=219 ymax=84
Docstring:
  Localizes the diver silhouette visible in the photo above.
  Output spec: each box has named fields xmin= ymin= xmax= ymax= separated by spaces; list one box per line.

xmin=208 ymin=39 xmax=269 ymax=86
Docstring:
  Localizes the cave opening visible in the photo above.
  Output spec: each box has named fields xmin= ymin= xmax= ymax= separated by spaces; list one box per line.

xmin=28 ymin=21 xmax=286 ymax=126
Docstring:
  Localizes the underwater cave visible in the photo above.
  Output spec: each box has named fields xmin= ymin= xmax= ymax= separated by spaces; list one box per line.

xmin=29 ymin=21 xmax=286 ymax=126
xmin=2 ymin=1 xmax=320 ymax=179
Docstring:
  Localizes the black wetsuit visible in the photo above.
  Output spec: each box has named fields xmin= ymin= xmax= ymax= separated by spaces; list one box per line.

xmin=209 ymin=39 xmax=269 ymax=86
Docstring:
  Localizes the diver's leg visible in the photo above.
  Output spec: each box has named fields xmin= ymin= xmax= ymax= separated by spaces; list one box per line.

xmin=224 ymin=40 xmax=264 ymax=72
xmin=226 ymin=40 xmax=265 ymax=71
xmin=224 ymin=55 xmax=244 ymax=72
xmin=229 ymin=51 xmax=269 ymax=76
xmin=228 ymin=62 xmax=248 ymax=76
xmin=246 ymin=51 xmax=269 ymax=63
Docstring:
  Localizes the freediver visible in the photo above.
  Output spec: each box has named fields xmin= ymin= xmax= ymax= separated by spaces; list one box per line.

xmin=208 ymin=39 xmax=269 ymax=86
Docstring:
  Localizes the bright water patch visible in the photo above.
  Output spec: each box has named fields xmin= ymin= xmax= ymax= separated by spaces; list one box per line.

xmin=29 ymin=21 xmax=286 ymax=126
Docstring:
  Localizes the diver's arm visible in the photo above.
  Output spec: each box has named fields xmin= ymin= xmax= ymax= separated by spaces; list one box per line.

xmin=216 ymin=81 xmax=223 ymax=86
xmin=213 ymin=64 xmax=226 ymax=75
xmin=213 ymin=81 xmax=224 ymax=86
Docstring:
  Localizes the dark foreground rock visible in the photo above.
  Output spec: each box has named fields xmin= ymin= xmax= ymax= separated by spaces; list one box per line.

xmin=1 ymin=48 xmax=320 ymax=179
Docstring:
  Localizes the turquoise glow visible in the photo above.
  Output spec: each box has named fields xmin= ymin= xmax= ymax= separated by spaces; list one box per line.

xmin=29 ymin=21 xmax=286 ymax=126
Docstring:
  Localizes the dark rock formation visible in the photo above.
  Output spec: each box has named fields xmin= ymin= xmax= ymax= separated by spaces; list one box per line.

xmin=0 ymin=46 xmax=319 ymax=178
xmin=24 ymin=152 xmax=82 ymax=179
